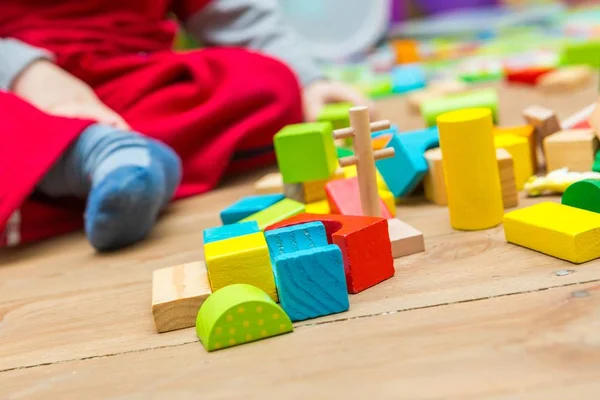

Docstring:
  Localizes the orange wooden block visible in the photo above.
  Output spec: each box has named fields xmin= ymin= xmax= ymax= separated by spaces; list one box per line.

xmin=372 ymin=134 xmax=393 ymax=150
xmin=391 ymin=39 xmax=420 ymax=64
xmin=325 ymin=178 xmax=392 ymax=219
xmin=266 ymin=213 xmax=394 ymax=294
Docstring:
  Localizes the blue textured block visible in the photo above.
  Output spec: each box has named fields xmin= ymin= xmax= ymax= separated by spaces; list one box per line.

xmin=220 ymin=194 xmax=284 ymax=225
xmin=273 ymin=245 xmax=349 ymax=322
xmin=203 ymin=221 xmax=260 ymax=244
xmin=374 ymin=126 xmax=439 ymax=197
xmin=391 ymin=64 xmax=426 ymax=94
xmin=265 ymin=222 xmax=328 ymax=262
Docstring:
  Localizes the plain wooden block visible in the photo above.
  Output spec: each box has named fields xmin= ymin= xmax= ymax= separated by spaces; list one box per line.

xmin=283 ymin=168 xmax=344 ymax=203
xmin=325 ymin=178 xmax=393 ymax=219
xmin=424 ymin=148 xmax=518 ymax=208
xmin=536 ymin=66 xmax=593 ymax=93
xmin=152 ymin=262 xmax=211 ymax=333
xmin=305 ymin=200 xmax=331 ymax=214
xmin=240 ymin=198 xmax=305 ymax=230
xmin=196 ymin=284 xmax=293 ymax=352
xmin=504 ymin=202 xmax=600 ymax=264
xmin=387 ymin=218 xmax=425 ymax=258
xmin=254 ymin=172 xmax=283 ymax=195
xmin=494 ymin=134 xmax=533 ymax=190
xmin=220 ymin=194 xmax=284 ymax=225
xmin=543 ymin=129 xmax=598 ymax=173
xmin=203 ymin=221 xmax=260 ymax=244
xmin=204 ymin=232 xmax=277 ymax=301
xmin=266 ymin=213 xmax=394 ymax=294
xmin=523 ymin=105 xmax=561 ymax=147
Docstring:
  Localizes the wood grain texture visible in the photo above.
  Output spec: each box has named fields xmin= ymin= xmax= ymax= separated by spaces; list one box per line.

xmin=3 ymin=283 xmax=599 ymax=399
xmin=387 ymin=218 xmax=425 ymax=258
xmin=151 ymin=262 xmax=211 ymax=333
xmin=543 ymin=129 xmax=598 ymax=173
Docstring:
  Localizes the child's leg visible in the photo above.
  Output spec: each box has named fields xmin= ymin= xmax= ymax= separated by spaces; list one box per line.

xmin=37 ymin=124 xmax=181 ymax=251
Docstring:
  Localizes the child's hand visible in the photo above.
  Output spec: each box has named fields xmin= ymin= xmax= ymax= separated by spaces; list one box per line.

xmin=303 ymin=80 xmax=379 ymax=122
xmin=12 ymin=60 xmax=129 ymax=130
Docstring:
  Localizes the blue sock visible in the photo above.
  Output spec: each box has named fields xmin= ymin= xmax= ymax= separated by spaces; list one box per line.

xmin=37 ymin=124 xmax=181 ymax=251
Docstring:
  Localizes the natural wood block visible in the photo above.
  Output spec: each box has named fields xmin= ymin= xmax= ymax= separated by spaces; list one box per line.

xmin=504 ymin=202 xmax=600 ymax=264
xmin=254 ymin=172 xmax=283 ymax=195
xmin=424 ymin=148 xmax=518 ymax=209
xmin=523 ymin=105 xmax=561 ymax=148
xmin=494 ymin=134 xmax=532 ymax=190
xmin=283 ymin=168 xmax=344 ymax=203
xmin=220 ymin=194 xmax=284 ymax=225
xmin=152 ymin=262 xmax=211 ymax=333
xmin=325 ymin=178 xmax=392 ymax=219
xmin=196 ymin=284 xmax=293 ymax=352
xmin=494 ymin=124 xmax=537 ymax=170
xmin=537 ymin=66 xmax=593 ymax=93
xmin=266 ymin=213 xmax=394 ymax=294
xmin=204 ymin=232 xmax=277 ymax=301
xmin=240 ymin=198 xmax=305 ymax=230
xmin=543 ymin=129 xmax=598 ymax=173
xmin=387 ymin=218 xmax=425 ymax=258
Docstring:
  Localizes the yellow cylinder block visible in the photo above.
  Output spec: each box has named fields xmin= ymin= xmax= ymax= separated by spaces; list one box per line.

xmin=437 ymin=108 xmax=503 ymax=230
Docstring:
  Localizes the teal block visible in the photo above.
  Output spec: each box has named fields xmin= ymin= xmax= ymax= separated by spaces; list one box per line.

xmin=265 ymin=221 xmax=329 ymax=261
xmin=220 ymin=194 xmax=284 ymax=225
xmin=391 ymin=64 xmax=426 ymax=94
xmin=274 ymin=122 xmax=337 ymax=184
xmin=374 ymin=126 xmax=439 ymax=197
xmin=203 ymin=221 xmax=260 ymax=244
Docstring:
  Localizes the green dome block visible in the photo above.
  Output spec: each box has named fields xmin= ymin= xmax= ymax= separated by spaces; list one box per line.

xmin=421 ymin=88 xmax=498 ymax=127
xmin=196 ymin=284 xmax=293 ymax=352
xmin=562 ymin=179 xmax=600 ymax=214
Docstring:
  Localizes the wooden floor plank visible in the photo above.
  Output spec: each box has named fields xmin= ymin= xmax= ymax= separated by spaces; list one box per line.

xmin=2 ymin=283 xmax=599 ymax=399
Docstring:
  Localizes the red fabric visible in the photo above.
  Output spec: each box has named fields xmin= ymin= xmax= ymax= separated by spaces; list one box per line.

xmin=0 ymin=0 xmax=303 ymax=247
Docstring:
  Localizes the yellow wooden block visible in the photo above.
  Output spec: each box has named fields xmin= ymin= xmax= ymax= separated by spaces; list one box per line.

xmin=151 ymin=262 xmax=211 ymax=333
xmin=305 ymin=199 xmax=331 ymax=214
xmin=494 ymin=124 xmax=536 ymax=170
xmin=204 ymin=232 xmax=277 ymax=301
xmin=424 ymin=148 xmax=518 ymax=209
xmin=504 ymin=202 xmax=600 ymax=264
xmin=543 ymin=129 xmax=598 ymax=173
xmin=436 ymin=108 xmax=504 ymax=230
xmin=379 ymin=189 xmax=396 ymax=217
xmin=494 ymin=134 xmax=533 ymax=190
xmin=343 ymin=166 xmax=389 ymax=191
xmin=240 ymin=198 xmax=305 ymax=230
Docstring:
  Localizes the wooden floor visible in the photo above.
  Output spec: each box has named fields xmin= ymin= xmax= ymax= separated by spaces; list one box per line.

xmin=2 ymin=81 xmax=600 ymax=399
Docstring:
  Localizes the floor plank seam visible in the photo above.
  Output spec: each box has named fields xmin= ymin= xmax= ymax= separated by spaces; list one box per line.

xmin=1 ymin=276 xmax=598 ymax=374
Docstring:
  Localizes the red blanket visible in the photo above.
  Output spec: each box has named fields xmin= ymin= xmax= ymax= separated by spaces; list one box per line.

xmin=0 ymin=0 xmax=303 ymax=246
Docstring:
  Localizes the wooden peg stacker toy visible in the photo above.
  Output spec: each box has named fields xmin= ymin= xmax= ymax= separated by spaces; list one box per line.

xmin=334 ymin=106 xmax=395 ymax=217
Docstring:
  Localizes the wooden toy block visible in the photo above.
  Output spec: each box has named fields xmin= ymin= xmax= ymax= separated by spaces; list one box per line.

xmin=387 ymin=218 xmax=425 ymax=258
xmin=265 ymin=222 xmax=349 ymax=321
xmin=505 ymin=66 xmax=554 ymax=86
xmin=537 ymin=66 xmax=593 ymax=93
xmin=204 ymin=232 xmax=277 ymax=301
xmin=283 ymin=168 xmax=344 ymax=204
xmin=374 ymin=126 xmax=439 ymax=197
xmin=343 ymin=165 xmax=389 ymax=191
xmin=325 ymin=178 xmax=393 ymax=219
xmin=379 ymin=189 xmax=396 ymax=217
xmin=560 ymin=40 xmax=600 ymax=68
xmin=203 ymin=221 xmax=260 ymax=244
xmin=562 ymin=179 xmax=600 ymax=214
xmin=391 ymin=64 xmax=426 ymax=94
xmin=220 ymin=194 xmax=284 ymax=225
xmin=543 ymin=129 xmax=598 ymax=173
xmin=407 ymin=80 xmax=469 ymax=113
xmin=152 ymin=262 xmax=211 ymax=333
xmin=391 ymin=38 xmax=420 ymax=64
xmin=195 ymin=284 xmax=292 ymax=352
xmin=421 ymin=88 xmax=498 ymax=127
xmin=524 ymin=168 xmax=600 ymax=196
xmin=503 ymin=202 xmax=600 ymax=264
xmin=494 ymin=124 xmax=537 ymax=170
xmin=424 ymin=148 xmax=518 ymax=208
xmin=305 ymin=200 xmax=330 ymax=214
xmin=274 ymin=122 xmax=337 ymax=183
xmin=317 ymin=102 xmax=351 ymax=129
xmin=494 ymin=134 xmax=533 ymax=190
xmin=588 ymin=103 xmax=600 ymax=138
xmin=523 ymin=105 xmax=561 ymax=147
xmin=437 ymin=108 xmax=504 ymax=230
xmin=594 ymin=150 xmax=600 ymax=172
xmin=266 ymin=213 xmax=394 ymax=294
xmin=335 ymin=106 xmax=395 ymax=217
xmin=239 ymin=198 xmax=305 ymax=231
xmin=254 ymin=172 xmax=283 ymax=195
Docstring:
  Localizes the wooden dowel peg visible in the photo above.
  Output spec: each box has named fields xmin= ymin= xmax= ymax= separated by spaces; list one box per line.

xmin=370 ymin=120 xmax=391 ymax=133
xmin=333 ymin=127 xmax=355 ymax=140
xmin=373 ymin=147 xmax=395 ymax=161
xmin=338 ymin=155 xmax=359 ymax=168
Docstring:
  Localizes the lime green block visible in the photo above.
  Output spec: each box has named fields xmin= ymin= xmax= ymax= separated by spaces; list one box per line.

xmin=317 ymin=102 xmax=352 ymax=130
xmin=421 ymin=88 xmax=498 ymax=127
xmin=240 ymin=198 xmax=305 ymax=230
xmin=274 ymin=122 xmax=337 ymax=184
xmin=336 ymin=146 xmax=354 ymax=158
xmin=196 ymin=284 xmax=293 ymax=352
xmin=561 ymin=40 xmax=600 ymax=68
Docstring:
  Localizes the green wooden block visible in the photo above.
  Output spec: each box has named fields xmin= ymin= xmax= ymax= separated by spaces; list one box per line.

xmin=561 ymin=40 xmax=600 ymax=68
xmin=562 ymin=179 xmax=600 ymax=214
xmin=274 ymin=122 xmax=337 ymax=183
xmin=239 ymin=198 xmax=305 ymax=230
xmin=593 ymin=150 xmax=600 ymax=173
xmin=336 ymin=146 xmax=354 ymax=158
xmin=421 ymin=88 xmax=498 ymax=127
xmin=317 ymin=103 xmax=352 ymax=130
xmin=196 ymin=284 xmax=293 ymax=352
